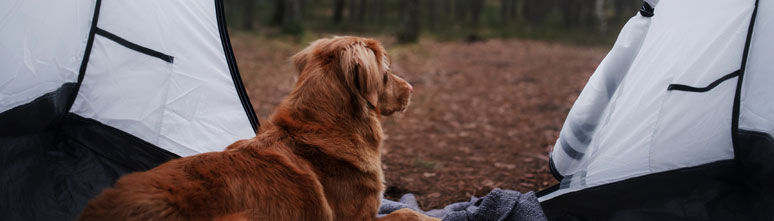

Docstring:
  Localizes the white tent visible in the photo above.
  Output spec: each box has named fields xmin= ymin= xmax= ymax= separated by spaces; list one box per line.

xmin=539 ymin=0 xmax=773 ymax=219
xmin=0 ymin=0 xmax=258 ymax=219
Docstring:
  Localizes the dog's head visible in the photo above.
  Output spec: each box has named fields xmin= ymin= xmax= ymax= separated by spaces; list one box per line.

xmin=291 ymin=36 xmax=412 ymax=116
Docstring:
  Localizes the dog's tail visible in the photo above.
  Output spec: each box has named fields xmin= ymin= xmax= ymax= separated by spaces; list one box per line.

xmin=77 ymin=172 xmax=181 ymax=221
xmin=78 ymin=185 xmax=180 ymax=220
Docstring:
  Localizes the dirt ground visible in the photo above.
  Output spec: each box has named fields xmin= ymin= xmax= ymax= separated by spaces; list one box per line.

xmin=232 ymin=34 xmax=608 ymax=210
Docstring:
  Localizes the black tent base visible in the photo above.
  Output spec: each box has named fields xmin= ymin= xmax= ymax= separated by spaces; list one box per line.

xmin=540 ymin=160 xmax=774 ymax=220
xmin=0 ymin=114 xmax=178 ymax=220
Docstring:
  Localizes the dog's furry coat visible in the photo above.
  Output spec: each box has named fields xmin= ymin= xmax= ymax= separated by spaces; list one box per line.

xmin=78 ymin=36 xmax=434 ymax=221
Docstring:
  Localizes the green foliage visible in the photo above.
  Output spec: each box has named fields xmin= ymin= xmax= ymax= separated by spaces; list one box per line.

xmin=224 ymin=0 xmax=640 ymax=46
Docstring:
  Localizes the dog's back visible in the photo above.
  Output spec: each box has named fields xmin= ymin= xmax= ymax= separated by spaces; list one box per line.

xmin=78 ymin=137 xmax=333 ymax=221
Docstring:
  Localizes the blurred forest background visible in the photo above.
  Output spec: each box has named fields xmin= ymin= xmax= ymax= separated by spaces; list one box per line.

xmin=223 ymin=0 xmax=645 ymax=209
xmin=224 ymin=0 xmax=645 ymax=44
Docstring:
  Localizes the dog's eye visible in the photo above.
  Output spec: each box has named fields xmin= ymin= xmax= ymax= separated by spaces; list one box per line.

xmin=383 ymin=74 xmax=388 ymax=84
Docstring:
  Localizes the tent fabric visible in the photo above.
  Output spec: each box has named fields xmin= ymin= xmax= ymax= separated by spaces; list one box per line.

xmin=544 ymin=0 xmax=754 ymax=199
xmin=69 ymin=0 xmax=256 ymax=156
xmin=540 ymin=160 xmax=773 ymax=220
xmin=0 ymin=0 xmax=258 ymax=219
xmin=1 ymin=114 xmax=178 ymax=220
xmin=735 ymin=0 xmax=774 ymax=198
xmin=1 ymin=0 xmax=257 ymax=157
xmin=541 ymin=0 xmax=774 ymax=218
xmin=0 ymin=0 xmax=92 ymax=113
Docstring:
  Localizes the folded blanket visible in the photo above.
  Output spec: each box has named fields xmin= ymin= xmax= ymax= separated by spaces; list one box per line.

xmin=379 ymin=188 xmax=547 ymax=221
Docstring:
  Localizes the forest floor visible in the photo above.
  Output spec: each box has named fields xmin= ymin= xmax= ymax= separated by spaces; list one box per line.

xmin=232 ymin=33 xmax=608 ymax=210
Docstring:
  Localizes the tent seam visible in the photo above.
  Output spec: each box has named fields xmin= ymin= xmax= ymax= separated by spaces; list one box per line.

xmin=732 ymin=0 xmax=759 ymax=160
xmin=646 ymin=83 xmax=671 ymax=173
xmin=214 ymin=0 xmax=260 ymax=132
xmin=153 ymin=0 xmax=174 ymax=149
xmin=64 ymin=0 xmax=101 ymax=113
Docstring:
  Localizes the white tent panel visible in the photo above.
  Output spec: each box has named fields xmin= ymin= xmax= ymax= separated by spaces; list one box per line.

xmin=0 ymin=0 xmax=93 ymax=113
xmin=740 ymin=0 xmax=774 ymax=136
xmin=70 ymin=0 xmax=255 ymax=156
xmin=549 ymin=13 xmax=653 ymax=176
xmin=70 ymin=35 xmax=172 ymax=149
xmin=543 ymin=0 xmax=755 ymax=201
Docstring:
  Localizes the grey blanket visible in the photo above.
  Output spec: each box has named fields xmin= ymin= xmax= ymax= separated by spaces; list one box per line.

xmin=379 ymin=189 xmax=546 ymax=221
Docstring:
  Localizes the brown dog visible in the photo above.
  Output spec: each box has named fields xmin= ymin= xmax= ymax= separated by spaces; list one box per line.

xmin=78 ymin=36 xmax=437 ymax=221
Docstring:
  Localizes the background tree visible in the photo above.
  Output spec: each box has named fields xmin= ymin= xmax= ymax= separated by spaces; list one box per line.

xmin=470 ymin=0 xmax=484 ymax=28
xmin=398 ymin=0 xmax=420 ymax=43
xmin=333 ymin=0 xmax=345 ymax=24
xmin=241 ymin=0 xmax=256 ymax=30
xmin=595 ymin=0 xmax=607 ymax=35
xmin=358 ymin=0 xmax=367 ymax=22
xmin=500 ymin=0 xmax=518 ymax=24
xmin=522 ymin=0 xmax=551 ymax=26
xmin=270 ymin=0 xmax=284 ymax=26
xmin=372 ymin=0 xmax=385 ymax=25
xmin=348 ymin=0 xmax=358 ymax=24
xmin=225 ymin=0 xmax=647 ymax=44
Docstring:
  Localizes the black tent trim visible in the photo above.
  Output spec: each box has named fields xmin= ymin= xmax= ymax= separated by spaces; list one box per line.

xmin=639 ymin=2 xmax=655 ymax=17
xmin=731 ymin=0 xmax=773 ymax=199
xmin=67 ymin=0 xmax=102 ymax=112
xmin=0 ymin=83 xmax=77 ymax=137
xmin=732 ymin=0 xmax=759 ymax=152
xmin=215 ymin=0 xmax=260 ymax=132
xmin=1 ymin=113 xmax=180 ymax=220
xmin=735 ymin=129 xmax=774 ymax=198
xmin=95 ymin=27 xmax=174 ymax=63
xmin=559 ymin=137 xmax=584 ymax=160
xmin=667 ymin=69 xmax=739 ymax=92
xmin=548 ymin=157 xmax=563 ymax=181
xmin=64 ymin=113 xmax=180 ymax=170
xmin=540 ymin=160 xmax=773 ymax=220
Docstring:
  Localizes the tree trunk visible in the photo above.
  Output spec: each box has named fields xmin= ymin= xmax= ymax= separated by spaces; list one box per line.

xmin=358 ymin=0 xmax=367 ymax=22
xmin=299 ymin=0 xmax=306 ymax=15
xmin=509 ymin=0 xmax=518 ymax=20
xmin=270 ymin=0 xmax=285 ymax=26
xmin=282 ymin=0 xmax=303 ymax=34
xmin=284 ymin=0 xmax=302 ymax=24
xmin=429 ymin=0 xmax=439 ymax=29
xmin=242 ymin=0 xmax=255 ymax=30
xmin=348 ymin=0 xmax=358 ymax=24
xmin=470 ymin=0 xmax=483 ymax=28
xmin=560 ymin=0 xmax=582 ymax=27
xmin=333 ymin=0 xmax=344 ymax=24
xmin=524 ymin=0 xmax=555 ymax=25
xmin=445 ymin=0 xmax=453 ymax=23
xmin=376 ymin=0 xmax=385 ymax=25
xmin=500 ymin=0 xmax=512 ymax=23
xmin=455 ymin=0 xmax=467 ymax=22
xmin=595 ymin=0 xmax=607 ymax=35
xmin=398 ymin=0 xmax=420 ymax=43
xmin=615 ymin=0 xmax=638 ymax=20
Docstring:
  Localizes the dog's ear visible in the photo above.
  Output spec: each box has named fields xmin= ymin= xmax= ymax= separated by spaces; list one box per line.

xmin=339 ymin=40 xmax=384 ymax=108
xmin=291 ymin=51 xmax=309 ymax=74
xmin=292 ymin=39 xmax=330 ymax=74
